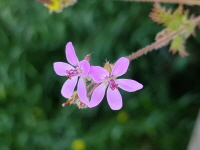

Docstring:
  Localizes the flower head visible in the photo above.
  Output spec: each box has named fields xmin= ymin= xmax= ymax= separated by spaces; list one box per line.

xmin=38 ymin=0 xmax=76 ymax=13
xmin=53 ymin=42 xmax=90 ymax=105
xmin=88 ymin=57 xmax=143 ymax=110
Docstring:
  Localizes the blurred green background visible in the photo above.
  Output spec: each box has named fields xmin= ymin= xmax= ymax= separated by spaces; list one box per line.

xmin=0 ymin=0 xmax=200 ymax=150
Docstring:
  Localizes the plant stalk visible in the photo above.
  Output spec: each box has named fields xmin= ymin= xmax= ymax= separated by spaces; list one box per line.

xmin=87 ymin=83 xmax=100 ymax=97
xmin=127 ymin=15 xmax=200 ymax=61
xmin=125 ymin=0 xmax=200 ymax=5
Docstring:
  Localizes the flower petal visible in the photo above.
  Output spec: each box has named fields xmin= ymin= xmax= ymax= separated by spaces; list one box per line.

xmin=61 ymin=76 xmax=78 ymax=98
xmin=117 ymin=79 xmax=143 ymax=92
xmin=89 ymin=66 xmax=109 ymax=83
xmin=79 ymin=60 xmax=90 ymax=77
xmin=66 ymin=42 xmax=79 ymax=67
xmin=53 ymin=62 xmax=74 ymax=76
xmin=107 ymin=88 xmax=122 ymax=110
xmin=88 ymin=83 xmax=107 ymax=108
xmin=111 ymin=57 xmax=130 ymax=77
xmin=77 ymin=77 xmax=89 ymax=105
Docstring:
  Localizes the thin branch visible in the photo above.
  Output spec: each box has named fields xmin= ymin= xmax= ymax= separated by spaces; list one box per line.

xmin=122 ymin=0 xmax=200 ymax=5
xmin=86 ymin=82 xmax=95 ymax=90
xmin=87 ymin=83 xmax=100 ymax=97
xmin=126 ymin=15 xmax=200 ymax=61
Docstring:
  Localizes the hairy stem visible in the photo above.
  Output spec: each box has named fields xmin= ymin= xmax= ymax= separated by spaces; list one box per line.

xmin=87 ymin=83 xmax=100 ymax=97
xmin=124 ymin=0 xmax=200 ymax=5
xmin=127 ymin=15 xmax=200 ymax=61
xmin=86 ymin=82 xmax=95 ymax=90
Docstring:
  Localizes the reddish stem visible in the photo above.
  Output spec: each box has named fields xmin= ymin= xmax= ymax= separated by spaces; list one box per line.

xmin=86 ymin=82 xmax=95 ymax=90
xmin=126 ymin=15 xmax=200 ymax=61
xmin=87 ymin=83 xmax=100 ymax=97
xmin=125 ymin=0 xmax=200 ymax=5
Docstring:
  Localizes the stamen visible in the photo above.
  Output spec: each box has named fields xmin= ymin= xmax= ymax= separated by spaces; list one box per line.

xmin=108 ymin=79 xmax=118 ymax=90
xmin=66 ymin=69 xmax=79 ymax=78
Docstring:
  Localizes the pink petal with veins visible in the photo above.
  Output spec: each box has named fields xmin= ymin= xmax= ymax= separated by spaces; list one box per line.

xmin=107 ymin=88 xmax=122 ymax=110
xmin=66 ymin=42 xmax=79 ymax=67
xmin=89 ymin=66 xmax=109 ymax=83
xmin=79 ymin=60 xmax=90 ymax=77
xmin=117 ymin=79 xmax=143 ymax=92
xmin=61 ymin=76 xmax=78 ymax=98
xmin=53 ymin=62 xmax=74 ymax=76
xmin=77 ymin=77 xmax=89 ymax=105
xmin=111 ymin=57 xmax=130 ymax=77
xmin=88 ymin=83 xmax=107 ymax=108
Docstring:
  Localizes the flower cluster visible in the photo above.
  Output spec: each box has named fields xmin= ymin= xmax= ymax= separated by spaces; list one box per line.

xmin=53 ymin=42 xmax=143 ymax=110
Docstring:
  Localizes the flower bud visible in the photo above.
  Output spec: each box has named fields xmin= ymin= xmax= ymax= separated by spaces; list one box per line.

xmin=84 ymin=54 xmax=90 ymax=62
xmin=104 ymin=61 xmax=112 ymax=75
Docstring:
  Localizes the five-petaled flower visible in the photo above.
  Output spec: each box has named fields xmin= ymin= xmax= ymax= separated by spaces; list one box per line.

xmin=53 ymin=42 xmax=90 ymax=105
xmin=88 ymin=57 xmax=143 ymax=110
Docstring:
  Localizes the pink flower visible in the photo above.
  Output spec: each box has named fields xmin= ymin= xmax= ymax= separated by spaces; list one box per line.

xmin=53 ymin=42 xmax=90 ymax=105
xmin=88 ymin=57 xmax=143 ymax=110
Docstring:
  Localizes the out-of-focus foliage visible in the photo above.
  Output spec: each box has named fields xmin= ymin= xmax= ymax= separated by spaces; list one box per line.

xmin=0 ymin=0 xmax=200 ymax=150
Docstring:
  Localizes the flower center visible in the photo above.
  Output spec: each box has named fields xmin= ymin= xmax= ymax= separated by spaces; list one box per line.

xmin=108 ymin=79 xmax=118 ymax=90
xmin=66 ymin=69 xmax=79 ymax=78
